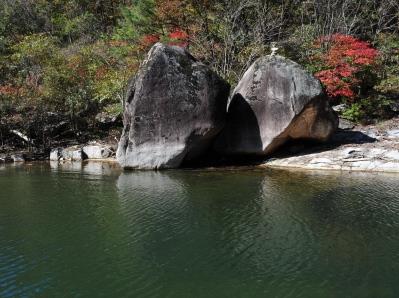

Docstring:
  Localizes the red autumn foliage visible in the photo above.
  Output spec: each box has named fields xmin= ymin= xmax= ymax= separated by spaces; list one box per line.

xmin=139 ymin=29 xmax=189 ymax=49
xmin=0 ymin=84 xmax=20 ymax=96
xmin=141 ymin=34 xmax=160 ymax=48
xmin=168 ymin=29 xmax=189 ymax=48
xmin=313 ymin=34 xmax=378 ymax=101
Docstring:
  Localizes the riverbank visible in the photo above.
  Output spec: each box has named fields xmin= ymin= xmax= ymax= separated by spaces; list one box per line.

xmin=262 ymin=117 xmax=399 ymax=173
xmin=2 ymin=117 xmax=399 ymax=174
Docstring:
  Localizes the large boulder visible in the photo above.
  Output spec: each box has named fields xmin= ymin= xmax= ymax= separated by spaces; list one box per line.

xmin=215 ymin=55 xmax=338 ymax=156
xmin=117 ymin=43 xmax=230 ymax=169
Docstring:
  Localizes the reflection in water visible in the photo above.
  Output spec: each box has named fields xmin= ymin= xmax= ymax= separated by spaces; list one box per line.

xmin=1 ymin=165 xmax=399 ymax=297
xmin=50 ymin=161 xmax=121 ymax=176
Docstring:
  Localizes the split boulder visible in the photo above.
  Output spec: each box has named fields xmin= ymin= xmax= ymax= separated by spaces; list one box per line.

xmin=215 ymin=55 xmax=338 ymax=156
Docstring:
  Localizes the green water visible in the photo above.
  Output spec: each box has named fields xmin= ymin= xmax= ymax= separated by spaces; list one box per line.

xmin=1 ymin=163 xmax=399 ymax=298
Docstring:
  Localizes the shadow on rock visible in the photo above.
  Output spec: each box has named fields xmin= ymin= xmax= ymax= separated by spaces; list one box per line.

xmin=213 ymin=93 xmax=263 ymax=155
xmin=330 ymin=129 xmax=377 ymax=145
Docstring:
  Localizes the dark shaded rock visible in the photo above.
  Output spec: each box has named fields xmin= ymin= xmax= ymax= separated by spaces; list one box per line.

xmin=117 ymin=43 xmax=230 ymax=169
xmin=390 ymin=102 xmax=399 ymax=113
xmin=215 ymin=55 xmax=338 ymax=156
xmin=95 ymin=112 xmax=122 ymax=127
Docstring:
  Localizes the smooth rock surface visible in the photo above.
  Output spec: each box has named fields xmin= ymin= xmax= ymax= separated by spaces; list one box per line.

xmin=215 ymin=55 xmax=338 ymax=156
xmin=262 ymin=129 xmax=399 ymax=173
xmin=83 ymin=144 xmax=114 ymax=159
xmin=117 ymin=43 xmax=230 ymax=169
xmin=338 ymin=118 xmax=355 ymax=130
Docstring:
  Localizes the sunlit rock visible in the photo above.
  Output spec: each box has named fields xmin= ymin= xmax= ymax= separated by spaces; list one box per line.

xmin=215 ymin=55 xmax=338 ymax=156
xmin=117 ymin=43 xmax=230 ymax=169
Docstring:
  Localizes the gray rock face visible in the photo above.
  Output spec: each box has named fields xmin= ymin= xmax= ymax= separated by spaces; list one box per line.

xmin=338 ymin=118 xmax=355 ymax=130
xmin=117 ymin=43 xmax=230 ymax=169
xmin=215 ymin=55 xmax=338 ymax=156
xmin=50 ymin=146 xmax=82 ymax=161
xmin=11 ymin=154 xmax=25 ymax=162
xmin=83 ymin=144 xmax=114 ymax=159
xmin=50 ymin=148 xmax=62 ymax=161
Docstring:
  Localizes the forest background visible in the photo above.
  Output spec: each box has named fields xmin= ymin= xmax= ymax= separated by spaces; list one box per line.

xmin=0 ymin=0 xmax=398 ymax=150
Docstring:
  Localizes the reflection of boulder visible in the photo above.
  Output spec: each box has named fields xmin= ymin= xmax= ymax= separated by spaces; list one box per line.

xmin=117 ymin=43 xmax=230 ymax=169
xmin=117 ymin=171 xmax=186 ymax=200
xmin=50 ymin=161 xmax=82 ymax=172
xmin=215 ymin=55 xmax=338 ymax=156
xmin=82 ymin=161 xmax=120 ymax=176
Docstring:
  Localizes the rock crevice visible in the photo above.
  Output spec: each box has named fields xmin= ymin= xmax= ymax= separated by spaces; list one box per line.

xmin=215 ymin=55 xmax=338 ymax=156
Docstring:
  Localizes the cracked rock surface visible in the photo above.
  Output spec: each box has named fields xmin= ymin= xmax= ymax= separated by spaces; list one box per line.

xmin=215 ymin=55 xmax=338 ymax=156
xmin=262 ymin=122 xmax=399 ymax=173
xmin=117 ymin=43 xmax=230 ymax=169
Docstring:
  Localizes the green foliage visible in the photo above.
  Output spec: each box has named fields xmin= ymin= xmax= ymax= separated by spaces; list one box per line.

xmin=113 ymin=0 xmax=156 ymax=42
xmin=342 ymin=103 xmax=364 ymax=122
xmin=342 ymin=96 xmax=396 ymax=123
xmin=11 ymin=34 xmax=58 ymax=65
xmin=52 ymin=12 xmax=98 ymax=42
xmin=0 ymin=0 xmax=398 ymax=147
xmin=374 ymin=33 xmax=399 ymax=96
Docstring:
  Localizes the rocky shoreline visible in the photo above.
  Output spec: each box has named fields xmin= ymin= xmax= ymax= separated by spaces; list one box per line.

xmin=262 ymin=119 xmax=399 ymax=173
xmin=2 ymin=123 xmax=399 ymax=175
xmin=0 ymin=142 xmax=118 ymax=164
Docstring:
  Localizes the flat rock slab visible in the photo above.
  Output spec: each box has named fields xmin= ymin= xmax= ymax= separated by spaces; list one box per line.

xmin=262 ymin=135 xmax=399 ymax=173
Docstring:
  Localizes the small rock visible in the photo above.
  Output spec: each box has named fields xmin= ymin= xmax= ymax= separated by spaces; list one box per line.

xmin=11 ymin=154 xmax=25 ymax=163
xmin=50 ymin=148 xmax=62 ymax=161
xmin=95 ymin=112 xmax=122 ymax=126
xmin=338 ymin=118 xmax=355 ymax=130
xmin=386 ymin=129 xmax=399 ymax=138
xmin=389 ymin=102 xmax=399 ymax=112
xmin=363 ymin=129 xmax=379 ymax=139
xmin=50 ymin=146 xmax=83 ymax=161
xmin=83 ymin=145 xmax=114 ymax=159
xmin=333 ymin=104 xmax=348 ymax=113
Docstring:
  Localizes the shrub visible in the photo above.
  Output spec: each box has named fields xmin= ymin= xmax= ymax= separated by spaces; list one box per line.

xmin=311 ymin=34 xmax=378 ymax=102
xmin=374 ymin=33 xmax=399 ymax=97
